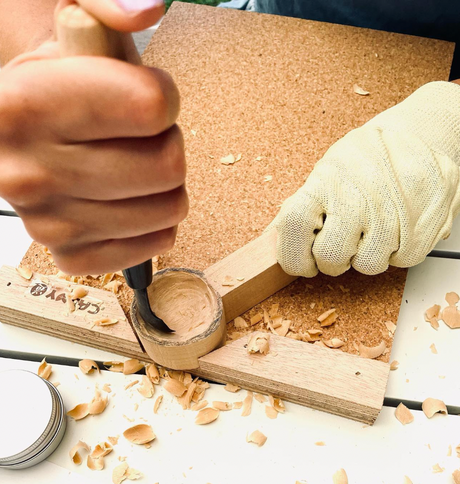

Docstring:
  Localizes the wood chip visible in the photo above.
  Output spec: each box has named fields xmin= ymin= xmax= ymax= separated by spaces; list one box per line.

xmin=422 ymin=398 xmax=448 ymax=418
xmin=222 ymin=275 xmax=234 ymax=286
xmin=441 ymin=305 xmax=460 ymax=328
xmin=317 ymin=309 xmax=338 ymax=327
xmin=332 ymin=468 xmax=348 ymax=484
xmin=104 ymin=361 xmax=124 ymax=372
xmin=112 ymin=462 xmax=129 ymax=484
xmin=123 ymin=424 xmax=155 ymax=445
xmin=191 ymin=400 xmax=208 ymax=411
xmin=108 ymin=436 xmax=119 ymax=446
xmin=212 ymin=401 xmax=232 ymax=411
xmin=269 ymin=304 xmax=279 ymax=318
xmin=233 ymin=316 xmax=248 ymax=329
xmin=220 ymin=154 xmax=235 ymax=165
xmin=153 ymin=395 xmax=163 ymax=414
xmin=403 ymin=477 xmax=413 ymax=484
xmin=104 ymin=280 xmax=123 ymax=294
xmin=390 ymin=360 xmax=399 ymax=370
xmin=89 ymin=387 xmax=108 ymax=415
xmin=69 ymin=440 xmax=90 ymax=465
xmin=195 ymin=407 xmax=220 ymax=425
xmin=247 ymin=430 xmax=267 ymax=447
xmin=446 ymin=292 xmax=460 ymax=306
xmin=146 ymin=364 xmax=160 ymax=384
xmin=91 ymin=441 xmax=113 ymax=459
xmin=274 ymin=319 xmax=291 ymax=337
xmin=272 ymin=397 xmax=285 ymax=413
xmin=247 ymin=333 xmax=270 ymax=355
xmin=164 ymin=379 xmax=187 ymax=397
xmin=453 ymin=469 xmax=460 ymax=484
xmin=102 ymin=384 xmax=112 ymax=393
xmin=425 ymin=304 xmax=441 ymax=319
xmin=67 ymin=403 xmax=90 ymax=420
xmin=395 ymin=403 xmax=414 ymax=425
xmin=353 ymin=84 xmax=370 ymax=95
xmin=123 ymin=359 xmax=144 ymax=375
xmin=94 ymin=317 xmax=118 ymax=327
xmin=385 ymin=321 xmax=397 ymax=334
xmin=265 ymin=405 xmax=278 ymax=419
xmin=224 ymin=383 xmax=240 ymax=393
xmin=358 ymin=341 xmax=386 ymax=359
xmin=71 ymin=286 xmax=88 ymax=299
xmin=241 ymin=391 xmax=253 ymax=417
xmin=138 ymin=375 xmax=155 ymax=398
xmin=250 ymin=313 xmax=263 ymax=326
xmin=430 ymin=343 xmax=438 ymax=354
xmin=87 ymin=454 xmax=105 ymax=470
xmin=16 ymin=265 xmax=33 ymax=280
xmin=124 ymin=380 xmax=139 ymax=390
xmin=264 ymin=175 xmax=272 ymax=182
xmin=254 ymin=393 xmax=267 ymax=403
xmin=324 ymin=338 xmax=344 ymax=349
xmin=79 ymin=359 xmax=99 ymax=375
xmin=38 ymin=358 xmax=52 ymax=380
xmin=432 ymin=463 xmax=444 ymax=473
xmin=315 ymin=441 xmax=326 ymax=446
xmin=232 ymin=401 xmax=243 ymax=409
xmin=448 ymin=444 xmax=452 ymax=457
xmin=66 ymin=293 xmax=75 ymax=313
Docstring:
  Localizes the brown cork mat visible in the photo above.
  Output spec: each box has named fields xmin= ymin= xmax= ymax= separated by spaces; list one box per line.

xmin=22 ymin=3 xmax=454 ymax=361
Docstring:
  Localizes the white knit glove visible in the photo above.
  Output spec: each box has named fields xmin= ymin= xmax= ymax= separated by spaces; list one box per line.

xmin=274 ymin=81 xmax=460 ymax=277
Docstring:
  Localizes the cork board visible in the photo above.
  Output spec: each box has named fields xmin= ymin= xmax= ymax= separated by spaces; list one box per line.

xmin=22 ymin=3 xmax=454 ymax=361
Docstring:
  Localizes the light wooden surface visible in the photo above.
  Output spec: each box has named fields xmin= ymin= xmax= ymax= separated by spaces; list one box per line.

xmin=0 ymin=266 xmax=146 ymax=360
xmin=197 ymin=331 xmax=389 ymax=424
xmin=204 ymin=229 xmax=296 ymax=323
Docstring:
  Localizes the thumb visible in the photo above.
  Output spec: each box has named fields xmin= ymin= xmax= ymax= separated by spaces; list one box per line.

xmin=56 ymin=0 xmax=165 ymax=33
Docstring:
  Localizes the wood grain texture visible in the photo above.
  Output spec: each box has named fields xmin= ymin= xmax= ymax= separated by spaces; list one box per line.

xmin=0 ymin=266 xmax=146 ymax=359
xmin=197 ymin=331 xmax=390 ymax=424
xmin=204 ymin=229 xmax=296 ymax=323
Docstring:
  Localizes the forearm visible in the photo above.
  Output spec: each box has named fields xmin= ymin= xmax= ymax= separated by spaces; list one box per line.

xmin=0 ymin=0 xmax=57 ymax=66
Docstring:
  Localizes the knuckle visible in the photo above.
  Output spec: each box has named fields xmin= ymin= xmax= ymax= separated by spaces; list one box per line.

xmin=0 ymin=166 xmax=51 ymax=206
xmin=162 ymin=126 xmax=186 ymax=188
xmin=168 ymin=186 xmax=189 ymax=225
xmin=159 ymin=227 xmax=177 ymax=252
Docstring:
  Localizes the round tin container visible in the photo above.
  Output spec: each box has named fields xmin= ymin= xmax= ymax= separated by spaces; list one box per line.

xmin=0 ymin=369 xmax=66 ymax=469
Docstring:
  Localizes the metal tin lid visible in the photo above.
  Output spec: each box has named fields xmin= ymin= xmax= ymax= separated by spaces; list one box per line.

xmin=0 ymin=369 xmax=66 ymax=469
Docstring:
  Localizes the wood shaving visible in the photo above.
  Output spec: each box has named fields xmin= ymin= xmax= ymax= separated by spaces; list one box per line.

xmin=66 ymin=294 xmax=75 ymax=313
xmin=195 ymin=407 xmax=220 ymax=425
xmin=153 ymin=395 xmax=163 ymax=414
xmin=212 ymin=401 xmax=232 ymax=411
xmin=108 ymin=436 xmax=119 ymax=446
xmin=424 ymin=304 xmax=441 ymax=330
xmin=456 ymin=444 xmax=460 ymax=457
xmin=91 ymin=441 xmax=113 ymax=459
xmin=104 ymin=361 xmax=124 ymax=372
xmin=220 ymin=154 xmax=236 ymax=165
xmin=178 ymin=379 xmax=198 ymax=409
xmin=69 ymin=440 xmax=90 ymax=465
xmin=271 ymin=397 xmax=285 ymax=413
xmin=395 ymin=403 xmax=414 ymax=425
xmin=268 ymin=304 xmax=279 ymax=318
xmin=123 ymin=424 xmax=155 ymax=445
xmin=247 ymin=430 xmax=267 ymax=447
xmin=250 ymin=313 xmax=263 ymax=326
xmin=67 ymin=403 xmax=90 ymax=420
xmin=430 ymin=343 xmax=438 ymax=354
xmin=102 ymin=384 xmax=112 ymax=393
xmin=71 ymin=286 xmax=88 ymax=299
xmin=101 ymin=273 xmax=114 ymax=285
xmin=432 ymin=463 xmax=444 ymax=473
xmin=446 ymin=292 xmax=460 ymax=306
xmin=235 ymin=153 xmax=242 ymax=162
xmin=79 ymin=359 xmax=99 ymax=375
xmin=274 ymin=319 xmax=291 ymax=337
xmin=191 ymin=400 xmax=208 ymax=411
xmin=422 ymin=398 xmax=448 ymax=418
xmin=222 ymin=275 xmax=234 ymax=286
xmin=125 ymin=467 xmax=143 ymax=480
xmin=233 ymin=401 xmax=243 ymax=409
xmin=385 ymin=321 xmax=397 ymax=334
xmin=353 ymin=84 xmax=370 ymax=95
xmin=241 ymin=391 xmax=253 ymax=417
xmin=448 ymin=444 xmax=452 ymax=456
xmin=89 ymin=386 xmax=108 ymax=415
xmin=16 ymin=265 xmax=33 ymax=280
xmin=358 ymin=341 xmax=386 ymax=359
xmin=390 ymin=360 xmax=399 ymax=370
xmin=317 ymin=308 xmax=338 ymax=327
xmin=453 ymin=469 xmax=460 ymax=484
xmin=38 ymin=358 xmax=52 ymax=380
xmin=324 ymin=338 xmax=344 ymax=348
xmin=87 ymin=454 xmax=104 ymax=471
xmin=164 ymin=379 xmax=187 ymax=397
xmin=113 ymin=461 xmax=143 ymax=484
xmin=224 ymin=383 xmax=240 ymax=393
xmin=247 ymin=333 xmax=270 ymax=355
xmin=315 ymin=441 xmax=326 ymax=446
xmin=265 ymin=405 xmax=278 ymax=419
xmin=234 ymin=317 xmax=248 ymax=329
xmin=403 ymin=477 xmax=413 ymax=484
xmin=104 ymin=280 xmax=123 ymax=294
xmin=264 ymin=175 xmax=273 ymax=182
xmin=254 ymin=393 xmax=267 ymax=403
xmin=94 ymin=318 xmax=118 ymax=327
xmin=441 ymin=305 xmax=460 ymax=328
xmin=123 ymin=359 xmax=144 ymax=375
xmin=146 ymin=364 xmax=160 ymax=384
xmin=332 ymin=468 xmax=348 ymax=484
xmin=124 ymin=380 xmax=139 ymax=390
xmin=137 ymin=375 xmax=155 ymax=398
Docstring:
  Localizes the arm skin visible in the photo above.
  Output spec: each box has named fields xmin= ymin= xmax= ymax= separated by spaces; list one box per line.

xmin=0 ymin=0 xmax=56 ymax=66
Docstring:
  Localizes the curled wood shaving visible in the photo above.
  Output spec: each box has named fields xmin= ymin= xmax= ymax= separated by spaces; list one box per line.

xmin=254 ymin=393 xmax=267 ymax=403
xmin=89 ymin=386 xmax=108 ymax=415
xmin=137 ymin=375 xmax=155 ymax=398
xmin=272 ymin=397 xmax=285 ymax=413
xmin=220 ymin=154 xmax=235 ymax=165
xmin=38 ymin=358 xmax=52 ymax=380
xmin=395 ymin=403 xmax=414 ymax=425
xmin=191 ymin=400 xmax=208 ymax=411
xmin=146 ymin=364 xmax=160 ymax=384
xmin=164 ymin=379 xmax=187 ymax=397
xmin=390 ymin=360 xmax=399 ymax=371
xmin=178 ymin=379 xmax=198 ymax=409
xmin=154 ymin=395 xmax=163 ymax=414
xmin=422 ymin=398 xmax=448 ymax=418
xmin=212 ymin=401 xmax=232 ymax=411
xmin=332 ymin=468 xmax=348 ymax=484
xmin=453 ymin=469 xmax=460 ymax=484
xmin=91 ymin=441 xmax=113 ymax=459
xmin=104 ymin=361 xmax=124 ymax=372
xmin=274 ymin=319 xmax=291 ymax=337
xmin=317 ymin=309 xmax=338 ymax=327
xmin=446 ymin=292 xmax=460 ymax=306
xmin=353 ymin=84 xmax=370 ymax=95
xmin=104 ymin=280 xmax=123 ymax=294
xmin=265 ymin=406 xmax=278 ymax=419
xmin=101 ymin=273 xmax=114 ymax=285
xmin=250 ymin=313 xmax=263 ymax=326
xmin=234 ymin=317 xmax=248 ymax=329
xmin=224 ymin=383 xmax=240 ymax=393
xmin=195 ymin=407 xmax=220 ymax=425
xmin=324 ymin=338 xmax=344 ymax=349
xmin=123 ymin=424 xmax=155 ymax=445
xmin=241 ymin=391 xmax=253 ymax=417
xmin=69 ymin=440 xmax=90 ymax=465
xmin=108 ymin=436 xmax=119 ymax=446
xmin=358 ymin=341 xmax=386 ymax=359
xmin=102 ymin=383 xmax=112 ymax=393
xmin=71 ymin=286 xmax=88 ymax=299
xmin=94 ymin=318 xmax=118 ymax=327
xmin=87 ymin=454 xmax=105 ymax=470
xmin=247 ymin=333 xmax=270 ymax=355
xmin=67 ymin=403 xmax=90 ymax=420
xmin=269 ymin=304 xmax=279 ymax=318
xmin=247 ymin=430 xmax=267 ymax=447
xmin=441 ymin=305 xmax=460 ymax=329
xmin=79 ymin=359 xmax=99 ymax=375
xmin=16 ymin=265 xmax=33 ymax=280
xmin=123 ymin=359 xmax=144 ymax=375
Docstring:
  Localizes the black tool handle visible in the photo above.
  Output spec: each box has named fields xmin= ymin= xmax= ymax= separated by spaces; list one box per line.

xmin=122 ymin=261 xmax=153 ymax=290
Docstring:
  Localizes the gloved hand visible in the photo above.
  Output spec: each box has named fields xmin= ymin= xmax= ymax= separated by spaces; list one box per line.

xmin=274 ymin=81 xmax=460 ymax=277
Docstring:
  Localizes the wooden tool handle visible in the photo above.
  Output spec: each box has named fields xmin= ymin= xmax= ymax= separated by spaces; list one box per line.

xmin=56 ymin=4 xmax=141 ymax=64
